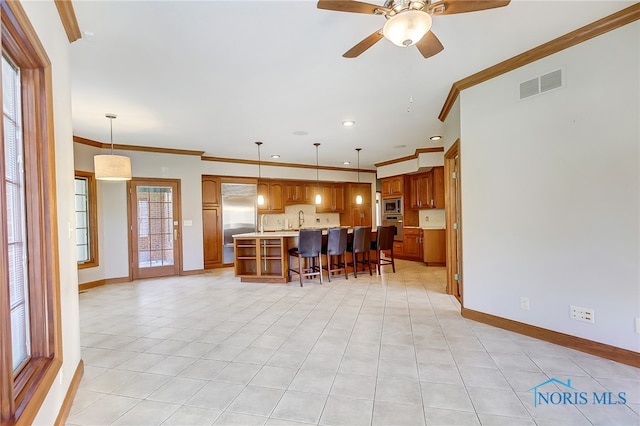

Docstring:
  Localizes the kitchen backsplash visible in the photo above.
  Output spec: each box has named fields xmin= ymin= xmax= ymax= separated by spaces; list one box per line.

xmin=419 ymin=208 xmax=446 ymax=228
xmin=260 ymin=204 xmax=340 ymax=230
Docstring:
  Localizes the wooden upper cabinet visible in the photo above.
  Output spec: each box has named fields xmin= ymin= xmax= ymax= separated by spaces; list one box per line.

xmin=381 ymin=176 xmax=403 ymax=197
xmin=284 ymin=181 xmax=307 ymax=205
xmin=202 ymin=176 xmax=221 ymax=205
xmin=409 ymin=173 xmax=432 ymax=210
xmin=350 ymin=183 xmax=371 ymax=206
xmin=258 ymin=180 xmax=285 ymax=213
xmin=432 ymin=166 xmax=445 ymax=209
xmin=408 ymin=167 xmax=444 ymax=210
xmin=317 ymin=183 xmax=345 ymax=213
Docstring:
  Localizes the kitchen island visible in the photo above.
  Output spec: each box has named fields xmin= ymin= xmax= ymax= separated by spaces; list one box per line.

xmin=233 ymin=229 xmax=364 ymax=283
xmin=233 ymin=231 xmax=301 ymax=283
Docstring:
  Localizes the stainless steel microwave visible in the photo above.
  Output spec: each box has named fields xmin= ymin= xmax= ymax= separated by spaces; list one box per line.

xmin=383 ymin=198 xmax=402 ymax=214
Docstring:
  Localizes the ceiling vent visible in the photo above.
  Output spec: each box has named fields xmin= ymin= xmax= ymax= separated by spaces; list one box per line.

xmin=519 ymin=68 xmax=563 ymax=100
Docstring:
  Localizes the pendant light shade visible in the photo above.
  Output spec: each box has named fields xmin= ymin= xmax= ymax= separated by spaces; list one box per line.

xmin=94 ymin=113 xmax=132 ymax=181
xmin=255 ymin=141 xmax=265 ymax=206
xmin=355 ymin=148 xmax=363 ymax=205
xmin=314 ymin=143 xmax=321 ymax=205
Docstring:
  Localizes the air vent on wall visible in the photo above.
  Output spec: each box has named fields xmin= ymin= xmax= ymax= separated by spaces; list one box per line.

xmin=519 ymin=68 xmax=563 ymax=100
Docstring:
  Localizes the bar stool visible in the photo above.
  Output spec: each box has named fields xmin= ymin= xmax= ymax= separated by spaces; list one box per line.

xmin=322 ymin=227 xmax=348 ymax=282
xmin=288 ymin=229 xmax=323 ymax=287
xmin=347 ymin=226 xmax=372 ymax=278
xmin=371 ymin=225 xmax=396 ymax=274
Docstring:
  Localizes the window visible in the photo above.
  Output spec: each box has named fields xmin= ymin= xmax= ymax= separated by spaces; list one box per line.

xmin=75 ymin=171 xmax=98 ymax=268
xmin=0 ymin=1 xmax=62 ymax=424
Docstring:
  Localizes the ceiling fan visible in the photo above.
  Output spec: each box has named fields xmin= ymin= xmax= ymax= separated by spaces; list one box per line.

xmin=317 ymin=0 xmax=510 ymax=58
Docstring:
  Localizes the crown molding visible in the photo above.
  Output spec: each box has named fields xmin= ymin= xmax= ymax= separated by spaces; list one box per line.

xmin=374 ymin=147 xmax=444 ymax=168
xmin=73 ymin=135 xmax=205 ymax=156
xmin=54 ymin=0 xmax=81 ymax=43
xmin=439 ymin=3 xmax=640 ymax=122
xmin=202 ymin=156 xmax=377 ymax=174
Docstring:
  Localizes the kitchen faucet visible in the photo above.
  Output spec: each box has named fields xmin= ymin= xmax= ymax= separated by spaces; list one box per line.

xmin=298 ymin=210 xmax=304 ymax=228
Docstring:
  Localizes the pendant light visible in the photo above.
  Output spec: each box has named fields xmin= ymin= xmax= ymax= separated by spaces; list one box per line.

xmin=355 ymin=148 xmax=363 ymax=205
xmin=255 ymin=141 xmax=265 ymax=206
xmin=314 ymin=143 xmax=322 ymax=205
xmin=94 ymin=113 xmax=132 ymax=181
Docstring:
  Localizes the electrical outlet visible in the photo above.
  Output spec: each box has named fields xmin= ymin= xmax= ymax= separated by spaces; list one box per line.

xmin=316 ymin=218 xmax=320 ymax=223
xmin=570 ymin=305 xmax=595 ymax=323
xmin=425 ymin=216 xmax=429 ymax=222
xmin=520 ymin=297 xmax=530 ymax=310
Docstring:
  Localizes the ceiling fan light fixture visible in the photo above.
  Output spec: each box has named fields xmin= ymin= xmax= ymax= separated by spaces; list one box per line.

xmin=383 ymin=9 xmax=432 ymax=47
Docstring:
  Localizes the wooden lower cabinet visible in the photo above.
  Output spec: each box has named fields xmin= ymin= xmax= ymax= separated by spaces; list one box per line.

xmin=203 ymin=206 xmax=222 ymax=269
xmin=423 ymin=229 xmax=446 ymax=265
xmin=402 ymin=228 xmax=423 ymax=261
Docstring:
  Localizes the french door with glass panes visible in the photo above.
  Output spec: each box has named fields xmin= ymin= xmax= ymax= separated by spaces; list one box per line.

xmin=128 ymin=179 xmax=181 ymax=279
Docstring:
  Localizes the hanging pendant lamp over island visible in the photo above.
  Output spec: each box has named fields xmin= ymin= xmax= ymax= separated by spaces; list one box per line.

xmin=355 ymin=148 xmax=363 ymax=205
xmin=314 ymin=143 xmax=321 ymax=205
xmin=255 ymin=141 xmax=265 ymax=206
xmin=94 ymin=113 xmax=132 ymax=181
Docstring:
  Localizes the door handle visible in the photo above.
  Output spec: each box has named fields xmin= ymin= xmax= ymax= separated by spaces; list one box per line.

xmin=174 ymin=229 xmax=178 ymax=241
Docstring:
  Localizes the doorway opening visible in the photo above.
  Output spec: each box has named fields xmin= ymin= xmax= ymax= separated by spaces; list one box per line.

xmin=128 ymin=178 xmax=182 ymax=279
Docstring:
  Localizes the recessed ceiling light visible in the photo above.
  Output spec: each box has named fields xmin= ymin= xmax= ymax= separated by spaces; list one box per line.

xmin=342 ymin=120 xmax=355 ymax=127
xmin=293 ymin=130 xmax=308 ymax=136
xmin=271 ymin=155 xmax=280 ymax=159
xmin=430 ymin=135 xmax=442 ymax=141
xmin=343 ymin=161 xmax=350 ymax=165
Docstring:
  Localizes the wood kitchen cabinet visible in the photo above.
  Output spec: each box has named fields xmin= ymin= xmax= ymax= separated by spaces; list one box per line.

xmin=408 ymin=167 xmax=445 ymax=210
xmin=381 ymin=176 xmax=403 ymax=198
xmin=202 ymin=175 xmax=222 ymax=269
xmin=202 ymin=175 xmax=221 ymax=206
xmin=340 ymin=183 xmax=372 ymax=227
xmin=203 ymin=206 xmax=222 ymax=268
xmin=423 ymin=229 xmax=446 ymax=265
xmin=284 ymin=181 xmax=311 ymax=205
xmin=403 ymin=227 xmax=423 ymax=261
xmin=409 ymin=173 xmax=432 ymax=210
xmin=432 ymin=166 xmax=445 ymax=209
xmin=317 ymin=183 xmax=345 ymax=213
xmin=258 ymin=180 xmax=285 ymax=213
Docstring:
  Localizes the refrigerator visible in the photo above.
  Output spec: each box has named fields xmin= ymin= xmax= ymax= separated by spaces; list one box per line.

xmin=221 ymin=183 xmax=257 ymax=264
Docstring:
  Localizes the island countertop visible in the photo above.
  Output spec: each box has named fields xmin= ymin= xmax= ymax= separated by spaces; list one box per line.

xmin=233 ymin=228 xmax=354 ymax=238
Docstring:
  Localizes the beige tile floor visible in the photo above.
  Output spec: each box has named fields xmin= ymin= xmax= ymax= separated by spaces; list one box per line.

xmin=68 ymin=260 xmax=640 ymax=425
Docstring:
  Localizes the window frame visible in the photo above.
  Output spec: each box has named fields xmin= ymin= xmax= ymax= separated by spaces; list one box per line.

xmin=0 ymin=1 xmax=62 ymax=425
xmin=75 ymin=171 xmax=99 ymax=269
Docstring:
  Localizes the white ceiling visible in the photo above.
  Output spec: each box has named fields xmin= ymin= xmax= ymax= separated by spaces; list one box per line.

xmin=70 ymin=0 xmax=633 ymax=170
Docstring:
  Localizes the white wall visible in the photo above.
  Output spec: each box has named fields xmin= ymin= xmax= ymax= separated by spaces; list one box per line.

xmin=75 ymin=144 xmax=205 ymax=278
xmin=21 ymin=1 xmax=82 ymax=424
xmin=459 ymin=22 xmax=639 ymax=351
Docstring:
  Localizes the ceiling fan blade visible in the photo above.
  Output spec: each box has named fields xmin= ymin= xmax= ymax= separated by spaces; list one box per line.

xmin=343 ymin=30 xmax=384 ymax=58
xmin=415 ymin=31 xmax=444 ymax=59
xmin=317 ymin=0 xmax=390 ymax=15
xmin=428 ymin=0 xmax=510 ymax=15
